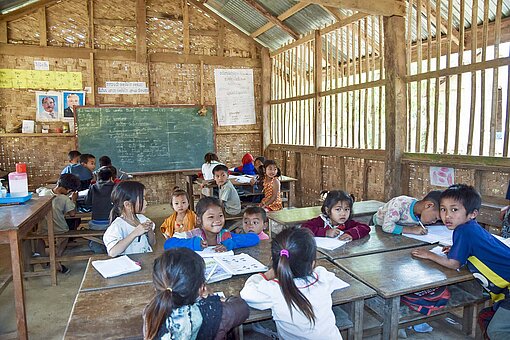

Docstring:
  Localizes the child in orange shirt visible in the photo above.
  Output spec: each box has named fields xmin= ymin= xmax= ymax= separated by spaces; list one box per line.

xmin=259 ymin=159 xmax=282 ymax=211
xmin=160 ymin=187 xmax=197 ymax=238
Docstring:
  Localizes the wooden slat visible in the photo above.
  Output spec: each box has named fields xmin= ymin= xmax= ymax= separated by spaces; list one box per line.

xmin=217 ymin=23 xmax=224 ymax=57
xmin=300 ymin=0 xmax=406 ymax=17
xmin=467 ymin=0 xmax=478 ymax=155
xmin=135 ymin=0 xmax=147 ymax=63
xmin=402 ymin=152 xmax=510 ymax=169
xmin=269 ymin=144 xmax=386 ymax=160
xmin=89 ymin=52 xmax=95 ymax=105
xmin=424 ymin=0 xmax=432 ymax=152
xmin=251 ymin=2 xmax=309 ymax=38
xmin=358 ymin=22 xmax=362 ymax=149
xmin=370 ymin=16 xmax=376 ymax=149
xmin=87 ymin=0 xmax=94 ymax=49
xmin=334 ymin=29 xmax=339 ymax=147
xmin=346 ymin=25 xmax=351 ymax=147
xmin=454 ymin=0 xmax=466 ymax=154
xmin=378 ymin=16 xmax=383 ymax=149
xmin=244 ymin=0 xmax=299 ymax=40
xmin=423 ymin=0 xmax=460 ymax=45
xmin=416 ymin=0 xmax=423 ymax=152
xmin=504 ymin=56 xmax=510 ymax=157
xmin=489 ymin=0 xmax=503 ymax=156
xmin=182 ymin=0 xmax=189 ymax=55
xmin=0 ymin=21 xmax=6 ymax=43
xmin=406 ymin=0 xmax=413 ymax=152
xmin=480 ymin=0 xmax=490 ymax=155
xmin=146 ymin=10 xmax=182 ymax=20
xmin=149 ymin=53 xmax=261 ymax=67
xmin=38 ymin=7 xmax=47 ymax=47
xmin=315 ymin=30 xmax=323 ymax=148
xmin=93 ymin=18 xmax=136 ymax=27
xmin=351 ymin=26 xmax=356 ymax=148
xmin=443 ymin=0 xmax=454 ymax=153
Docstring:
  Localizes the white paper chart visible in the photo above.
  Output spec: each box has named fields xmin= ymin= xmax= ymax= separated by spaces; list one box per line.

xmin=214 ymin=253 xmax=268 ymax=275
xmin=214 ymin=69 xmax=256 ymax=126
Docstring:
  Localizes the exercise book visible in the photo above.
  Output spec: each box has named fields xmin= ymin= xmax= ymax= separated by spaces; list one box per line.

xmin=402 ymin=224 xmax=453 ymax=246
xmin=92 ymin=255 xmax=141 ymax=278
xmin=314 ymin=236 xmax=350 ymax=251
xmin=204 ymin=253 xmax=268 ymax=283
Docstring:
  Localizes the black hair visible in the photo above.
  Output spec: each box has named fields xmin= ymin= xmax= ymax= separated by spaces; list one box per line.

xmin=57 ymin=174 xmax=81 ymax=191
xmin=97 ymin=166 xmax=113 ymax=182
xmin=254 ymin=156 xmax=265 ymax=165
xmin=258 ymin=159 xmax=281 ymax=183
xmin=321 ymin=190 xmax=354 ymax=221
xmin=421 ymin=190 xmax=442 ymax=207
xmin=212 ymin=164 xmax=229 ymax=175
xmin=79 ymin=153 xmax=95 ymax=164
xmin=110 ymin=181 xmax=145 ymax=223
xmin=171 ymin=186 xmax=190 ymax=206
xmin=144 ymin=248 xmax=205 ymax=340
xmin=440 ymin=184 xmax=481 ymax=214
xmin=68 ymin=150 xmax=81 ymax=161
xmin=243 ymin=206 xmax=267 ymax=221
xmin=41 ymin=96 xmax=54 ymax=104
xmin=271 ymin=227 xmax=316 ymax=325
xmin=108 ymin=165 xmax=117 ymax=179
xmin=195 ymin=196 xmax=223 ymax=227
xmin=204 ymin=152 xmax=219 ymax=163
xmin=99 ymin=155 xmax=112 ymax=167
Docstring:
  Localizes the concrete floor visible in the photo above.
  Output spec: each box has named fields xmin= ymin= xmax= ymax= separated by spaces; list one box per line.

xmin=0 ymin=204 xmax=475 ymax=339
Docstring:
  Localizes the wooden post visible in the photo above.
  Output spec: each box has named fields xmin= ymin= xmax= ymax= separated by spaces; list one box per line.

xmin=89 ymin=52 xmax=95 ymax=105
xmin=182 ymin=0 xmax=190 ymax=55
xmin=314 ymin=30 xmax=323 ymax=148
xmin=261 ymin=47 xmax=272 ymax=152
xmin=0 ymin=21 xmax=7 ymax=43
xmin=136 ymin=0 xmax=147 ymax=63
xmin=39 ymin=7 xmax=47 ymax=47
xmin=383 ymin=15 xmax=407 ymax=200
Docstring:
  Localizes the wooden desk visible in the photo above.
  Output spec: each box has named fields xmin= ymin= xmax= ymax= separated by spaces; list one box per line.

xmin=318 ymin=226 xmax=429 ymax=260
xmin=0 ymin=196 xmax=57 ymax=340
xmin=65 ymin=258 xmax=375 ymax=340
xmin=335 ymin=246 xmax=483 ymax=339
xmin=182 ymin=169 xmax=200 ymax=209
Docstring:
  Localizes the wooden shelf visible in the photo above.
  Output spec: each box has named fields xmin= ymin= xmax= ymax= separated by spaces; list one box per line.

xmin=0 ymin=133 xmax=76 ymax=137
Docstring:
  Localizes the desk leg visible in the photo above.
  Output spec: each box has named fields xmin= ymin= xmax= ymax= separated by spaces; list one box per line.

xmin=47 ymin=208 xmax=57 ymax=286
xmin=347 ymin=299 xmax=364 ymax=340
xmin=8 ymin=231 xmax=28 ymax=340
xmin=186 ymin=175 xmax=195 ymax=211
xmin=382 ymin=296 xmax=400 ymax=340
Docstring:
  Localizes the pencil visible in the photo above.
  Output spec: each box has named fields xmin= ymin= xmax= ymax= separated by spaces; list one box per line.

xmin=206 ymin=263 xmax=218 ymax=283
xmin=418 ymin=220 xmax=428 ymax=234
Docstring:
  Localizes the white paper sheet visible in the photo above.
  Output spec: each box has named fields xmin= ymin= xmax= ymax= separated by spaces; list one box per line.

xmin=314 ymin=237 xmax=349 ymax=251
xmin=196 ymin=247 xmax=234 ymax=258
xmin=92 ymin=255 xmax=141 ymax=278
xmin=429 ymin=245 xmax=447 ymax=257
xmin=402 ymin=224 xmax=453 ymax=246
xmin=213 ymin=253 xmax=268 ymax=275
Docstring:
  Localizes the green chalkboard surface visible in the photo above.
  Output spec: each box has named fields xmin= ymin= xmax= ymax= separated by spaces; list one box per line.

xmin=77 ymin=106 xmax=214 ymax=173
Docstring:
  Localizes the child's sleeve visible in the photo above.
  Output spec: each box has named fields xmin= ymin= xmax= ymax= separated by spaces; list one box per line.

xmin=240 ymin=274 xmax=275 ymax=310
xmin=159 ymin=217 xmax=174 ymax=238
xmin=225 ymin=232 xmax=260 ymax=250
xmin=381 ymin=201 xmax=406 ymax=234
xmin=343 ymin=220 xmax=371 ymax=240
xmin=83 ymin=187 xmax=92 ymax=207
xmin=447 ymin=228 xmax=473 ymax=265
xmin=163 ymin=236 xmax=202 ymax=251
xmin=64 ymin=197 xmax=76 ymax=214
xmin=301 ymin=217 xmax=328 ymax=237
xmin=216 ymin=297 xmax=250 ymax=339
xmin=103 ymin=224 xmax=122 ymax=255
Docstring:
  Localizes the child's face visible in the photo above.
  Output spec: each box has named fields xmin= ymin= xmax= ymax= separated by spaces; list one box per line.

xmin=214 ymin=170 xmax=228 ymax=186
xmin=419 ymin=203 xmax=441 ymax=225
xmin=172 ymin=194 xmax=189 ymax=214
xmin=327 ymin=201 xmax=351 ymax=225
xmin=254 ymin=159 xmax=263 ymax=168
xmin=440 ymin=197 xmax=477 ymax=230
xmin=83 ymin=158 xmax=96 ymax=171
xmin=200 ymin=205 xmax=225 ymax=234
xmin=265 ymin=164 xmax=278 ymax=178
xmin=242 ymin=213 xmax=266 ymax=235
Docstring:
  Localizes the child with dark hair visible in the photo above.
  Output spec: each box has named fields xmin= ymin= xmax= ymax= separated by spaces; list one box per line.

xmin=412 ymin=184 xmax=510 ymax=339
xmin=160 ymin=187 xmax=197 ymax=238
xmin=213 ymin=164 xmax=241 ymax=216
xmin=233 ymin=206 xmax=269 ymax=240
xmin=96 ymin=155 xmax=129 ymax=180
xmin=373 ymin=190 xmax=442 ymax=235
xmin=302 ymin=190 xmax=370 ymax=240
xmin=258 ymin=160 xmax=283 ymax=211
xmin=103 ymin=181 xmax=156 ymax=257
xmin=254 ymin=156 xmax=265 ymax=170
xmin=62 ymin=153 xmax=95 ymax=190
xmin=240 ymin=227 xmax=345 ymax=338
xmin=143 ymin=248 xmax=249 ymax=340
xmin=163 ymin=196 xmax=259 ymax=252
xmin=36 ymin=174 xmax=81 ymax=274
xmin=201 ymin=152 xmax=223 ymax=181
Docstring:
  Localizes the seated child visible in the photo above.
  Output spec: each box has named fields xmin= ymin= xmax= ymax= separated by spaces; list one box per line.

xmin=259 ymin=160 xmax=283 ymax=211
xmin=201 ymin=152 xmax=224 ymax=181
xmin=302 ymin=190 xmax=370 ymax=240
xmin=164 ymin=197 xmax=259 ymax=252
xmin=160 ymin=187 xmax=197 ymax=239
xmin=233 ymin=206 xmax=270 ymax=240
xmin=412 ymin=184 xmax=510 ymax=339
xmin=61 ymin=150 xmax=81 ymax=170
xmin=233 ymin=152 xmax=256 ymax=175
xmin=103 ymin=181 xmax=156 ymax=257
xmin=36 ymin=174 xmax=81 ymax=274
xmin=240 ymin=227 xmax=346 ymax=339
xmin=213 ymin=164 xmax=241 ymax=216
xmin=254 ymin=156 xmax=265 ymax=171
xmin=95 ymin=155 xmax=129 ymax=180
xmin=373 ymin=190 xmax=442 ymax=235
xmin=143 ymin=248 xmax=249 ymax=339
xmin=61 ymin=153 xmax=95 ymax=190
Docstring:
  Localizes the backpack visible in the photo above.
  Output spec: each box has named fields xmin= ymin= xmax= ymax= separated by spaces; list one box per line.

xmin=401 ymin=286 xmax=451 ymax=316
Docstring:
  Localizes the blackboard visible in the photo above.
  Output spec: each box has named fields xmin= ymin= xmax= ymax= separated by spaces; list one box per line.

xmin=76 ymin=106 xmax=214 ymax=173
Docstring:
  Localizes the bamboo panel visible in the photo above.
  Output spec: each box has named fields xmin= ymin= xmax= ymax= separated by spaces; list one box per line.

xmin=407 ymin=164 xmax=476 ymax=198
xmin=147 ymin=0 xmax=182 ymax=15
xmin=321 ymin=155 xmax=344 ymax=192
xmin=479 ymin=171 xmax=510 ymax=198
xmin=94 ymin=25 xmax=136 ymax=50
xmin=365 ymin=160 xmax=385 ymax=201
xmin=94 ymin=0 xmax=135 ymax=20
xmin=46 ymin=0 xmax=88 ymax=47
xmin=150 ymin=63 xmax=199 ymax=104
xmin=224 ymin=28 xmax=253 ymax=58
xmin=190 ymin=35 xmax=217 ymax=56
xmin=131 ymin=172 xmax=182 ymax=204
xmin=299 ymin=153 xmax=322 ymax=207
xmin=147 ymin=18 xmax=183 ymax=54
xmin=189 ymin=5 xmax=217 ymax=30
xmin=343 ymin=157 xmax=365 ymax=201
xmin=7 ymin=13 xmax=39 ymax=45
xmin=213 ymin=134 xmax=262 ymax=171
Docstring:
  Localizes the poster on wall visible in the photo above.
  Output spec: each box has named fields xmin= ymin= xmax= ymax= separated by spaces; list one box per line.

xmin=214 ymin=69 xmax=256 ymax=126
xmin=430 ymin=167 xmax=454 ymax=187
xmin=36 ymin=91 xmax=62 ymax=122
xmin=62 ymin=91 xmax=86 ymax=120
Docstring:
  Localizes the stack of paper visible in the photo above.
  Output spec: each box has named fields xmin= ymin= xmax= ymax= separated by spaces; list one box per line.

xmin=314 ymin=237 xmax=349 ymax=251
xmin=92 ymin=255 xmax=141 ymax=278
xmin=402 ymin=225 xmax=453 ymax=246
xmin=197 ymin=247 xmax=234 ymax=258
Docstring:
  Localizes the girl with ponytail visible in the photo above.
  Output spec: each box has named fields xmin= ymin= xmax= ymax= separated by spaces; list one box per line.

xmin=143 ymin=248 xmax=249 ymax=340
xmin=240 ymin=227 xmax=345 ymax=339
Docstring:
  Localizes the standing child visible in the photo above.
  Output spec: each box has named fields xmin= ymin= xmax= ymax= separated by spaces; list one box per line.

xmin=240 ymin=227 xmax=345 ymax=339
xmin=259 ymin=159 xmax=283 ymax=211
xmin=213 ymin=164 xmax=241 ymax=216
xmin=233 ymin=206 xmax=270 ymax=240
xmin=373 ymin=190 xmax=442 ymax=235
xmin=160 ymin=187 xmax=197 ymax=239
xmin=302 ymin=190 xmax=370 ymax=240
xmin=143 ymin=248 xmax=249 ymax=340
xmin=163 ymin=197 xmax=259 ymax=252
xmin=412 ymin=184 xmax=510 ymax=339
xmin=201 ymin=152 xmax=223 ymax=181
xmin=103 ymin=181 xmax=156 ymax=257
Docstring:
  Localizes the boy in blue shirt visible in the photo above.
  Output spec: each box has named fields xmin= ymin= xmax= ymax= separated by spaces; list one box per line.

xmin=61 ymin=153 xmax=95 ymax=190
xmin=412 ymin=184 xmax=510 ymax=339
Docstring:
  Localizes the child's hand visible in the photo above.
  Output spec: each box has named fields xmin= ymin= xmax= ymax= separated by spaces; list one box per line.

xmin=409 ymin=225 xmax=428 ymax=235
xmin=134 ymin=222 xmax=152 ymax=236
xmin=442 ymin=246 xmax=451 ymax=254
xmin=199 ymin=284 xmax=211 ymax=298
xmin=339 ymin=233 xmax=353 ymax=241
xmin=325 ymin=228 xmax=341 ymax=238
xmin=214 ymin=244 xmax=227 ymax=252
xmin=411 ymin=248 xmax=432 ymax=259
xmin=200 ymin=239 xmax=208 ymax=249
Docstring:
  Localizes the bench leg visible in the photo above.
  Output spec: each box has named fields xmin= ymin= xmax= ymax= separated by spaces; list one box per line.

xmin=347 ymin=299 xmax=364 ymax=340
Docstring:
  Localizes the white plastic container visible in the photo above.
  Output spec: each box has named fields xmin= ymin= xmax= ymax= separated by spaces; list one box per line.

xmin=9 ymin=163 xmax=29 ymax=197
xmin=0 ymin=179 xmax=6 ymax=198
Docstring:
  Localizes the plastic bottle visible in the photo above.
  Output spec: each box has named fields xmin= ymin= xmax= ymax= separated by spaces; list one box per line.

xmin=0 ymin=179 xmax=6 ymax=198
xmin=8 ymin=163 xmax=29 ymax=197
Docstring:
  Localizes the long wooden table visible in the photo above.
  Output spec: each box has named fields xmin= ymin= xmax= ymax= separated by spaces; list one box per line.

xmin=0 ymin=196 xmax=56 ymax=340
xmin=335 ymin=246 xmax=484 ymax=339
xmin=317 ymin=226 xmax=429 ymax=260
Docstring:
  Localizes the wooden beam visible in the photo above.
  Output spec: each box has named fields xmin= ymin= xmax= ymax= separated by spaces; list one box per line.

xmin=38 ymin=7 xmax=46 ymax=47
xmin=244 ymin=0 xmax=299 ymax=40
xmin=251 ymin=2 xmax=309 ymax=38
xmin=217 ymin=23 xmax=224 ymax=57
xmin=89 ymin=52 xmax=95 ymax=105
xmin=182 ymin=0 xmax=190 ymax=55
xmin=135 ymin=0 xmax=147 ymax=63
xmin=87 ymin=0 xmax=94 ymax=49
xmin=261 ymin=47 xmax=271 ymax=150
xmin=314 ymin=30 xmax=323 ymax=148
xmin=93 ymin=19 xmax=136 ymax=27
xmin=190 ymin=29 xmax=218 ymax=36
xmin=0 ymin=21 xmax=7 ymax=43
xmin=383 ymin=15 xmax=407 ymax=200
xmin=0 ymin=0 xmax=58 ymax=22
xmin=300 ymin=0 xmax=406 ymax=17
xmin=419 ymin=0 xmax=459 ymax=46
xmin=146 ymin=10 xmax=182 ymax=20
xmin=149 ymin=52 xmax=261 ymax=67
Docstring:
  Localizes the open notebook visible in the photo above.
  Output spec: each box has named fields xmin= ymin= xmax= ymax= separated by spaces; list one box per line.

xmin=92 ymin=255 xmax=141 ymax=279
xmin=205 ymin=253 xmax=268 ymax=284
xmin=402 ymin=224 xmax=453 ymax=246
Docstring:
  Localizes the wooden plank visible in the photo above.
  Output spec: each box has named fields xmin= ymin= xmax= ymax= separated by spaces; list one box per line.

xmin=416 ymin=0 xmax=423 ymax=152
xmin=269 ymin=144 xmax=386 ymax=160
xmin=346 ymin=24 xmax=351 ymax=147
xmin=251 ymin=2 xmax=309 ymax=38
xmin=87 ymin=0 xmax=94 ymax=49
xmin=149 ymin=53 xmax=261 ymax=67
xmin=378 ymin=16 xmax=383 ymax=149
xmin=443 ymin=0 xmax=454 ymax=153
xmin=383 ymin=15 xmax=407 ymax=200
xmin=300 ymin=0 xmax=406 ymax=17
xmin=480 ymin=0 xmax=490 ymax=155
xmin=402 ymin=152 xmax=510 ymax=169
xmin=146 ymin=10 xmax=182 ymax=20
xmin=406 ymin=0 xmax=413 ymax=152
xmin=0 ymin=21 xmax=7 ymax=43
xmin=454 ymin=0 xmax=466 ymax=154
xmin=468 ymin=0 xmax=478 ymax=155
xmin=217 ymin=23 xmax=224 ymax=57
xmin=314 ymin=30 xmax=322 ymax=148
xmin=182 ymin=0 xmax=189 ymax=55
xmin=89 ymin=52 xmax=95 ymax=105
xmin=489 ymin=0 xmax=503 ymax=156
xmin=0 ymin=0 xmax=58 ymax=22
xmin=424 ymin=0 xmax=432 ymax=152
xmin=38 ymin=7 xmax=47 ymax=47
xmin=135 ymin=0 xmax=147 ymax=63
xmin=244 ymin=0 xmax=298 ymax=40
xmin=93 ymin=18 xmax=136 ymax=27
xmin=422 ymin=0 xmax=460 ymax=45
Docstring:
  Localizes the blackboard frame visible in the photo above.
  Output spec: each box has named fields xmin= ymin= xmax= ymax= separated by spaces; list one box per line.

xmin=75 ymin=105 xmax=216 ymax=174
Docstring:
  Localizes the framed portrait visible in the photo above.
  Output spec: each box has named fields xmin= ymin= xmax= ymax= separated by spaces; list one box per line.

xmin=36 ymin=91 xmax=62 ymax=122
xmin=62 ymin=91 xmax=86 ymax=120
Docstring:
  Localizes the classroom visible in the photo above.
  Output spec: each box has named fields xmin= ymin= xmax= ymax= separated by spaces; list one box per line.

xmin=0 ymin=0 xmax=509 ymax=339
